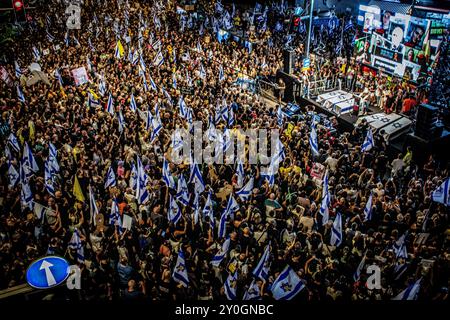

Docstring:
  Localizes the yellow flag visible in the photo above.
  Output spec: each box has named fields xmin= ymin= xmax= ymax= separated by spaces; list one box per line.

xmin=88 ymin=89 xmax=99 ymax=100
xmin=28 ymin=120 xmax=35 ymax=141
xmin=73 ymin=176 xmax=85 ymax=202
xmin=115 ymin=40 xmax=124 ymax=58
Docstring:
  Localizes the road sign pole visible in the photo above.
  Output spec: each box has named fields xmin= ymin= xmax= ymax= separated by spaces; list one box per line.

xmin=305 ymin=0 xmax=315 ymax=59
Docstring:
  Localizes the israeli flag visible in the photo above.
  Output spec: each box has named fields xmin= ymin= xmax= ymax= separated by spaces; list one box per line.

xmin=136 ymin=156 xmax=150 ymax=204
xmin=393 ymin=232 xmax=407 ymax=256
xmin=68 ymin=228 xmax=85 ymax=263
xmin=129 ymin=94 xmax=137 ymax=112
xmin=8 ymin=133 xmax=20 ymax=153
xmin=253 ymin=242 xmax=271 ymax=282
xmin=176 ymin=174 xmax=190 ymax=206
xmin=99 ymin=80 xmax=107 ymax=97
xmin=220 ymin=102 xmax=229 ymax=124
xmin=88 ymin=37 xmax=96 ymax=52
xmin=271 ymin=266 xmax=305 ymax=300
xmin=150 ymin=113 xmax=163 ymax=143
xmin=17 ymin=85 xmax=25 ymax=103
xmin=322 ymin=170 xmax=331 ymax=206
xmin=309 ymin=121 xmax=319 ymax=157
xmin=48 ymin=142 xmax=59 ymax=172
xmin=319 ymin=194 xmax=329 ymax=225
xmin=20 ymin=178 xmax=34 ymax=210
xmin=168 ymin=196 xmax=182 ymax=225
xmin=392 ymin=278 xmax=421 ymax=300
xmin=142 ymin=74 xmax=149 ymax=92
xmin=431 ymin=178 xmax=449 ymax=206
xmin=396 ymin=243 xmax=408 ymax=259
xmin=196 ymin=41 xmax=202 ymax=52
xmin=260 ymin=158 xmax=277 ymax=187
xmin=236 ymin=160 xmax=245 ymax=189
xmin=7 ymin=161 xmax=19 ymax=189
xmin=277 ymin=106 xmax=284 ymax=126
xmin=172 ymin=73 xmax=177 ymax=90
xmin=211 ymin=237 xmax=230 ymax=266
xmin=361 ymin=128 xmax=374 ymax=152
xmin=330 ymin=212 xmax=343 ymax=247
xmin=236 ymin=177 xmax=254 ymax=202
xmin=272 ymin=137 xmax=286 ymax=165
xmin=243 ymin=280 xmax=262 ymax=300
xmin=228 ymin=107 xmax=235 ymax=127
xmin=130 ymin=163 xmax=137 ymax=190
xmin=224 ymin=271 xmax=238 ymax=300
xmin=88 ymin=93 xmax=101 ymax=108
xmin=109 ymin=199 xmax=120 ymax=226
xmin=163 ymin=88 xmax=173 ymax=106
xmin=32 ymin=46 xmax=40 ymax=61
xmin=73 ymin=36 xmax=80 ymax=47
xmin=364 ymin=193 xmax=373 ymax=221
xmin=193 ymin=191 xmax=200 ymax=225
xmin=118 ymin=110 xmax=125 ymax=133
xmin=203 ymin=191 xmax=215 ymax=230
xmin=44 ymin=160 xmax=55 ymax=196
xmin=139 ymin=54 xmax=146 ymax=71
xmin=199 ymin=64 xmax=206 ymax=80
xmin=171 ymin=129 xmax=184 ymax=152
xmin=89 ymin=186 xmax=99 ymax=226
xmin=178 ymin=96 xmax=187 ymax=118
xmin=153 ymin=51 xmax=165 ymax=67
xmin=173 ymin=250 xmax=189 ymax=287
xmin=219 ymin=65 xmax=225 ymax=82
xmin=104 ymin=166 xmax=116 ymax=188
xmin=162 ymin=158 xmax=176 ymax=189
xmin=189 ymin=162 xmax=205 ymax=194
xmin=149 ymin=75 xmax=158 ymax=91
xmin=218 ymin=210 xmax=229 ymax=238
xmin=14 ymin=61 xmax=23 ymax=79
xmin=106 ymin=93 xmax=114 ymax=115
xmin=23 ymin=142 xmax=39 ymax=172
xmin=225 ymin=194 xmax=239 ymax=217
xmin=353 ymin=255 xmax=366 ymax=282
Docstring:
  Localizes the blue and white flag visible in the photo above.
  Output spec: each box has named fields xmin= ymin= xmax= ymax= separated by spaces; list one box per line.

xmin=89 ymin=185 xmax=99 ymax=226
xmin=17 ymin=85 xmax=25 ymax=103
xmin=162 ymin=158 xmax=176 ymax=189
xmin=118 ymin=110 xmax=125 ymax=133
xmin=106 ymin=93 xmax=114 ymax=115
xmin=99 ymin=80 xmax=107 ymax=97
xmin=271 ymin=266 xmax=305 ymax=300
xmin=44 ymin=160 xmax=55 ymax=196
xmin=64 ymin=31 xmax=70 ymax=47
xmin=173 ymin=250 xmax=189 ymax=287
xmin=48 ymin=142 xmax=59 ymax=173
xmin=130 ymin=163 xmax=137 ymax=190
xmin=309 ymin=121 xmax=319 ymax=157
xmin=172 ymin=73 xmax=177 ymax=89
xmin=253 ymin=243 xmax=271 ymax=282
xmin=392 ymin=279 xmax=421 ymax=300
xmin=8 ymin=133 xmax=20 ymax=153
xmin=236 ymin=160 xmax=245 ymax=189
xmin=320 ymin=194 xmax=329 ymax=225
xmin=224 ymin=271 xmax=238 ymax=300
xmin=211 ymin=237 xmax=230 ymax=267
xmin=23 ymin=142 xmax=39 ymax=172
xmin=54 ymin=68 xmax=63 ymax=86
xmin=364 ymin=193 xmax=373 ymax=221
xmin=176 ymin=174 xmax=190 ymax=206
xmin=277 ymin=106 xmax=284 ymax=126
xmin=68 ymin=228 xmax=85 ymax=263
xmin=218 ymin=210 xmax=229 ymax=239
xmin=136 ymin=156 xmax=150 ymax=204
xmin=219 ymin=65 xmax=225 ymax=82
xmin=32 ymin=46 xmax=40 ymax=61
xmin=189 ymin=162 xmax=205 ymax=194
xmin=353 ymin=255 xmax=366 ymax=282
xmin=150 ymin=113 xmax=163 ymax=143
xmin=193 ymin=191 xmax=201 ymax=225
xmin=104 ymin=166 xmax=116 ymax=188
xmin=225 ymin=194 xmax=239 ymax=217
xmin=228 ymin=107 xmax=235 ymax=127
xmin=139 ymin=54 xmax=146 ymax=71
xmin=163 ymin=88 xmax=173 ymax=106
xmin=129 ymin=93 xmax=137 ymax=112
xmin=168 ymin=196 xmax=182 ymax=225
xmin=361 ymin=128 xmax=374 ymax=152
xmin=88 ymin=93 xmax=101 ymax=108
xmin=7 ymin=161 xmax=19 ymax=189
xmin=203 ymin=191 xmax=215 ymax=229
xmin=88 ymin=37 xmax=96 ymax=52
xmin=178 ymin=95 xmax=188 ymax=118
xmin=153 ymin=51 xmax=165 ymax=67
xmin=236 ymin=177 xmax=254 ymax=201
xmin=330 ymin=212 xmax=343 ymax=247
xmin=199 ymin=64 xmax=206 ymax=79
xmin=431 ymin=178 xmax=449 ymax=206
xmin=46 ymin=29 xmax=55 ymax=42
xmin=243 ymin=280 xmax=262 ymax=300
xmin=14 ymin=61 xmax=23 ymax=79
xmin=109 ymin=199 xmax=121 ymax=226
xmin=149 ymin=75 xmax=158 ymax=91
xmin=196 ymin=41 xmax=202 ymax=52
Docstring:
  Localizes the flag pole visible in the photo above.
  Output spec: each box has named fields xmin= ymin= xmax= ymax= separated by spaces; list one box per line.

xmin=305 ymin=0 xmax=315 ymax=59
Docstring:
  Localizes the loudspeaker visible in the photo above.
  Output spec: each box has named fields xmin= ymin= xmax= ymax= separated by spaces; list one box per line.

xmin=415 ymin=104 xmax=442 ymax=140
xmin=283 ymin=49 xmax=295 ymax=74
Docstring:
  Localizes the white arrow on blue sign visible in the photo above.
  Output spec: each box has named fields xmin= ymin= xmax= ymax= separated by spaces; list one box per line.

xmin=26 ymin=256 xmax=70 ymax=289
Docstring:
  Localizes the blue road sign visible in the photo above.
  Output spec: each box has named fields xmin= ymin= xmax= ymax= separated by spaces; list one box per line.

xmin=26 ymin=256 xmax=70 ymax=289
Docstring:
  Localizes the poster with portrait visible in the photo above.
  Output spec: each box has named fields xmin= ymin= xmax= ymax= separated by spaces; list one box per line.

xmin=405 ymin=17 xmax=429 ymax=49
xmin=363 ymin=12 xmax=375 ymax=33
xmin=71 ymin=67 xmax=89 ymax=86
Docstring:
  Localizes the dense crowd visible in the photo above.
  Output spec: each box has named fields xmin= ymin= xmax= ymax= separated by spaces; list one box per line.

xmin=0 ymin=0 xmax=449 ymax=301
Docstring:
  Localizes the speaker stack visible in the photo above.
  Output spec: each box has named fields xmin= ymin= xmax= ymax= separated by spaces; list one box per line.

xmin=283 ymin=49 xmax=295 ymax=75
xmin=414 ymin=104 xmax=443 ymax=140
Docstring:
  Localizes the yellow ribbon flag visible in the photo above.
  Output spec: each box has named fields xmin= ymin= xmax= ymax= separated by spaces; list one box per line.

xmin=115 ymin=40 xmax=124 ymax=58
xmin=88 ymin=89 xmax=99 ymax=100
xmin=28 ymin=120 xmax=35 ymax=141
xmin=73 ymin=175 xmax=85 ymax=202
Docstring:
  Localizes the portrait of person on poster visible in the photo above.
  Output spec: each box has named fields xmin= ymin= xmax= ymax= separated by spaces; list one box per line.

xmin=405 ymin=19 xmax=428 ymax=48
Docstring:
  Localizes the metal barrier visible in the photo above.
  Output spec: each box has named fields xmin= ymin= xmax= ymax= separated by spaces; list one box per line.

xmin=257 ymin=78 xmax=278 ymax=101
xmin=295 ymin=74 xmax=340 ymax=99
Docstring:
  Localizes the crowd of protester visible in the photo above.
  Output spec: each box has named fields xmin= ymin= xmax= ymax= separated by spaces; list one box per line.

xmin=0 ymin=0 xmax=448 ymax=301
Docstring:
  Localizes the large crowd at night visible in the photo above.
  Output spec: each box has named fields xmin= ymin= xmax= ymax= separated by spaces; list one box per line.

xmin=0 ymin=0 xmax=448 ymax=301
